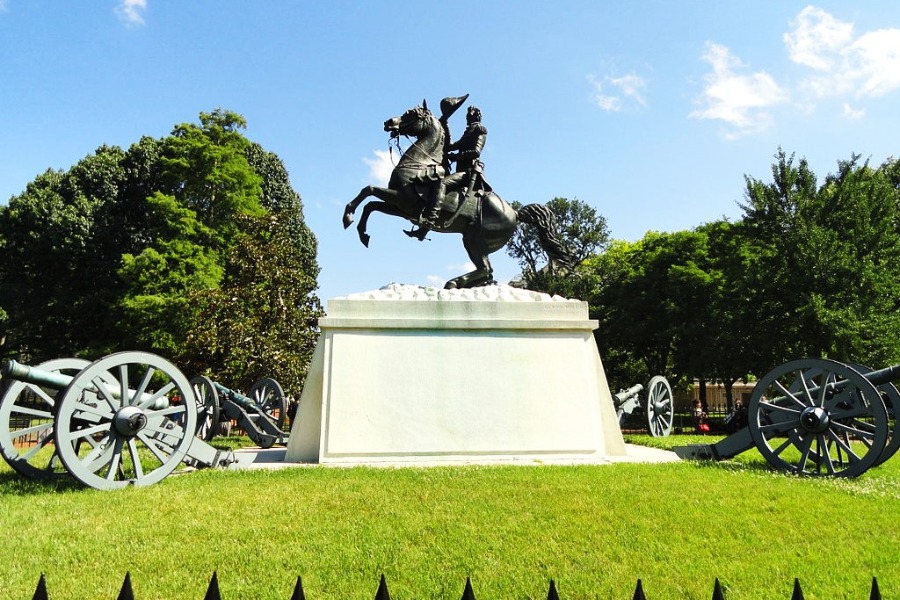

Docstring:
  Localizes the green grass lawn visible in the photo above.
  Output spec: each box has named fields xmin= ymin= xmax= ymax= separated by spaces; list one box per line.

xmin=1 ymin=434 xmax=898 ymax=599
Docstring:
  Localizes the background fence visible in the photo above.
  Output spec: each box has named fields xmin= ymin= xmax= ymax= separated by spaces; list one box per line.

xmin=20 ymin=572 xmax=885 ymax=600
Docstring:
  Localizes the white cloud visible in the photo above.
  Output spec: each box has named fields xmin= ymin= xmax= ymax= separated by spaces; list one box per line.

xmin=116 ymin=0 xmax=147 ymax=27
xmin=690 ymin=42 xmax=788 ymax=137
xmin=844 ymin=28 xmax=900 ymax=98
xmin=784 ymin=6 xmax=853 ymax=71
xmin=589 ymin=73 xmax=647 ymax=112
xmin=363 ymin=149 xmax=394 ymax=186
xmin=0 ymin=1 xmax=8 ymax=13
xmin=786 ymin=7 xmax=900 ymax=100
xmin=842 ymin=103 xmax=865 ymax=119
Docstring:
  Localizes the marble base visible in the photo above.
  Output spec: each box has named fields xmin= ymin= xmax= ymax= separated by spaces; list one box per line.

xmin=285 ymin=285 xmax=626 ymax=464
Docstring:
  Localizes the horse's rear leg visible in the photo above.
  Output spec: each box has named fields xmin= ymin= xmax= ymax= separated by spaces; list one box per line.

xmin=445 ymin=233 xmax=496 ymax=289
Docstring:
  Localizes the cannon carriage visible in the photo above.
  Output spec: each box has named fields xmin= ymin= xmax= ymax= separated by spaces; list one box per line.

xmin=613 ymin=376 xmax=675 ymax=438
xmin=674 ymin=358 xmax=900 ymax=477
xmin=0 ymin=351 xmax=289 ymax=490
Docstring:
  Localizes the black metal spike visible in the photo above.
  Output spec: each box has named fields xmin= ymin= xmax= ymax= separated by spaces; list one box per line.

xmin=711 ymin=578 xmax=725 ymax=600
xmin=870 ymin=577 xmax=881 ymax=600
xmin=374 ymin=574 xmax=391 ymax=600
xmin=632 ymin=579 xmax=647 ymax=600
xmin=790 ymin=578 xmax=804 ymax=600
xmin=290 ymin=576 xmax=306 ymax=600
xmin=31 ymin=573 xmax=48 ymax=600
xmin=460 ymin=576 xmax=476 ymax=600
xmin=116 ymin=572 xmax=135 ymax=600
xmin=546 ymin=579 xmax=559 ymax=600
xmin=204 ymin=571 xmax=222 ymax=600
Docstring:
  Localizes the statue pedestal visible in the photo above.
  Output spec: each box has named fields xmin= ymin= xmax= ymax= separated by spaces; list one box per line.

xmin=285 ymin=285 xmax=626 ymax=465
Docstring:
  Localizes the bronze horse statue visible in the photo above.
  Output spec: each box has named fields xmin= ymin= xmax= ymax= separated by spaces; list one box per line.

xmin=342 ymin=100 xmax=570 ymax=289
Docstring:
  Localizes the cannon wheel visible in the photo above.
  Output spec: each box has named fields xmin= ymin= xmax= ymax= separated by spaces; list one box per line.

xmin=189 ymin=376 xmax=221 ymax=442
xmin=844 ymin=363 xmax=900 ymax=467
xmin=645 ymin=376 xmax=674 ymax=437
xmin=54 ymin=351 xmax=197 ymax=490
xmin=747 ymin=358 xmax=889 ymax=477
xmin=248 ymin=377 xmax=287 ymax=432
xmin=0 ymin=358 xmax=98 ymax=480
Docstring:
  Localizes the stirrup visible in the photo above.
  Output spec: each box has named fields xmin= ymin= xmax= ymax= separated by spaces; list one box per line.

xmin=404 ymin=226 xmax=429 ymax=241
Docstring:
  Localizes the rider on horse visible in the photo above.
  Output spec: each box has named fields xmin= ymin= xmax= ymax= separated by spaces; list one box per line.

xmin=408 ymin=99 xmax=489 ymax=239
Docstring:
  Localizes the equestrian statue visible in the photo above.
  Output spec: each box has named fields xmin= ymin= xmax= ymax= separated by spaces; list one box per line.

xmin=342 ymin=95 xmax=572 ymax=290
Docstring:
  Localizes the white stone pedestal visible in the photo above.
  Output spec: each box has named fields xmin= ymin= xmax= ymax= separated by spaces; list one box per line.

xmin=285 ymin=284 xmax=626 ymax=465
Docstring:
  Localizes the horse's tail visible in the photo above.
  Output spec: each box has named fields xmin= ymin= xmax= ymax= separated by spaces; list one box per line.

xmin=515 ymin=203 xmax=574 ymax=269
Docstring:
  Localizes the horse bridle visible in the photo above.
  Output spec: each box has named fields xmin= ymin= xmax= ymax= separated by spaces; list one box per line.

xmin=389 ymin=107 xmax=444 ymax=168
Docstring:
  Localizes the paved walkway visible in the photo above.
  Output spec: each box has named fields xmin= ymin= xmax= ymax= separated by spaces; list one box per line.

xmin=230 ymin=444 xmax=680 ymax=470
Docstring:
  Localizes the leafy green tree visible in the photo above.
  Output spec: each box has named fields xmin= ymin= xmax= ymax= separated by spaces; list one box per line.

xmin=0 ymin=110 xmax=321 ymax=394
xmin=117 ymin=191 xmax=223 ymax=356
xmin=184 ymin=211 xmax=322 ymax=391
xmin=507 ymin=197 xmax=610 ymax=296
xmin=0 ymin=146 xmax=130 ymax=359
xmin=739 ymin=150 xmax=900 ymax=369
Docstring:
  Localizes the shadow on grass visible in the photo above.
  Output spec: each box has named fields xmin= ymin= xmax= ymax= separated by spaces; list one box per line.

xmin=0 ymin=470 xmax=85 ymax=495
xmin=690 ymin=457 xmax=779 ymax=475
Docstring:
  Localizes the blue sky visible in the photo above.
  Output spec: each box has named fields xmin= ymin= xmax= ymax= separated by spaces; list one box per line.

xmin=2 ymin=2 xmax=900 ymax=304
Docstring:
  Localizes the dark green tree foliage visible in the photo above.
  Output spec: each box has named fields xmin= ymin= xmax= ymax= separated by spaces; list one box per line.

xmin=506 ymin=197 xmax=610 ymax=296
xmin=0 ymin=146 xmax=129 ymax=357
xmin=0 ymin=110 xmax=321 ymax=393
xmin=580 ymin=231 xmax=721 ymax=388
xmin=184 ymin=211 xmax=322 ymax=392
xmin=739 ymin=150 xmax=900 ymax=368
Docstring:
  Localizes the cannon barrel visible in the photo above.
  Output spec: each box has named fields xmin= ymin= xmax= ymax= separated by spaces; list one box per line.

xmin=213 ymin=382 xmax=259 ymax=412
xmin=614 ymin=383 xmax=643 ymax=403
xmin=760 ymin=362 xmax=900 ymax=406
xmin=2 ymin=358 xmax=74 ymax=390
xmin=1 ymin=358 xmax=168 ymax=410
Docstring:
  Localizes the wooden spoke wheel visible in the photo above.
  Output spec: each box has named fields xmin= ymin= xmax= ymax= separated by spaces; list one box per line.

xmin=844 ymin=363 xmax=900 ymax=467
xmin=645 ymin=375 xmax=674 ymax=438
xmin=0 ymin=358 xmax=94 ymax=480
xmin=54 ymin=351 xmax=196 ymax=490
xmin=189 ymin=376 xmax=221 ymax=442
xmin=747 ymin=359 xmax=889 ymax=478
xmin=248 ymin=377 xmax=287 ymax=432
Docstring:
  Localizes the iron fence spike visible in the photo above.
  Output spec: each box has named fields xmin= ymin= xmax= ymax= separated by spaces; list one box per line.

xmin=546 ymin=578 xmax=559 ymax=600
xmin=116 ymin=572 xmax=135 ymax=600
xmin=290 ymin=576 xmax=306 ymax=600
xmin=460 ymin=576 xmax=476 ymax=600
xmin=204 ymin=571 xmax=222 ymax=600
xmin=374 ymin=574 xmax=391 ymax=600
xmin=31 ymin=573 xmax=48 ymax=600
xmin=632 ymin=579 xmax=647 ymax=600
xmin=711 ymin=578 xmax=725 ymax=600
xmin=790 ymin=578 xmax=804 ymax=600
xmin=870 ymin=577 xmax=881 ymax=600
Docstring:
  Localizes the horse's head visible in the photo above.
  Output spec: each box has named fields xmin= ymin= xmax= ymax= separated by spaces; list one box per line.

xmin=384 ymin=100 xmax=436 ymax=139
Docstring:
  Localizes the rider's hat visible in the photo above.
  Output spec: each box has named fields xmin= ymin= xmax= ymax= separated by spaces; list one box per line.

xmin=439 ymin=94 xmax=469 ymax=121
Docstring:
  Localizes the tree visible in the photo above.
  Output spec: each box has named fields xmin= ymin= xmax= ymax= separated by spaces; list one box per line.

xmin=0 ymin=110 xmax=322 ymax=394
xmin=739 ymin=150 xmax=900 ymax=369
xmin=506 ymin=197 xmax=610 ymax=295
xmin=183 ymin=211 xmax=322 ymax=391
xmin=0 ymin=146 xmax=130 ymax=359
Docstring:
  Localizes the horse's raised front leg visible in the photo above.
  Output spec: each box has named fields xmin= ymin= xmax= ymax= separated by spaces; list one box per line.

xmin=356 ymin=201 xmax=408 ymax=247
xmin=343 ymin=185 xmax=397 ymax=229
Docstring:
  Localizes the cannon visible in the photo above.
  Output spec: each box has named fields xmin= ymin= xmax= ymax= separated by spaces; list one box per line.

xmin=674 ymin=358 xmax=900 ymax=477
xmin=189 ymin=375 xmax=288 ymax=447
xmin=0 ymin=351 xmax=289 ymax=490
xmin=614 ymin=375 xmax=674 ymax=437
